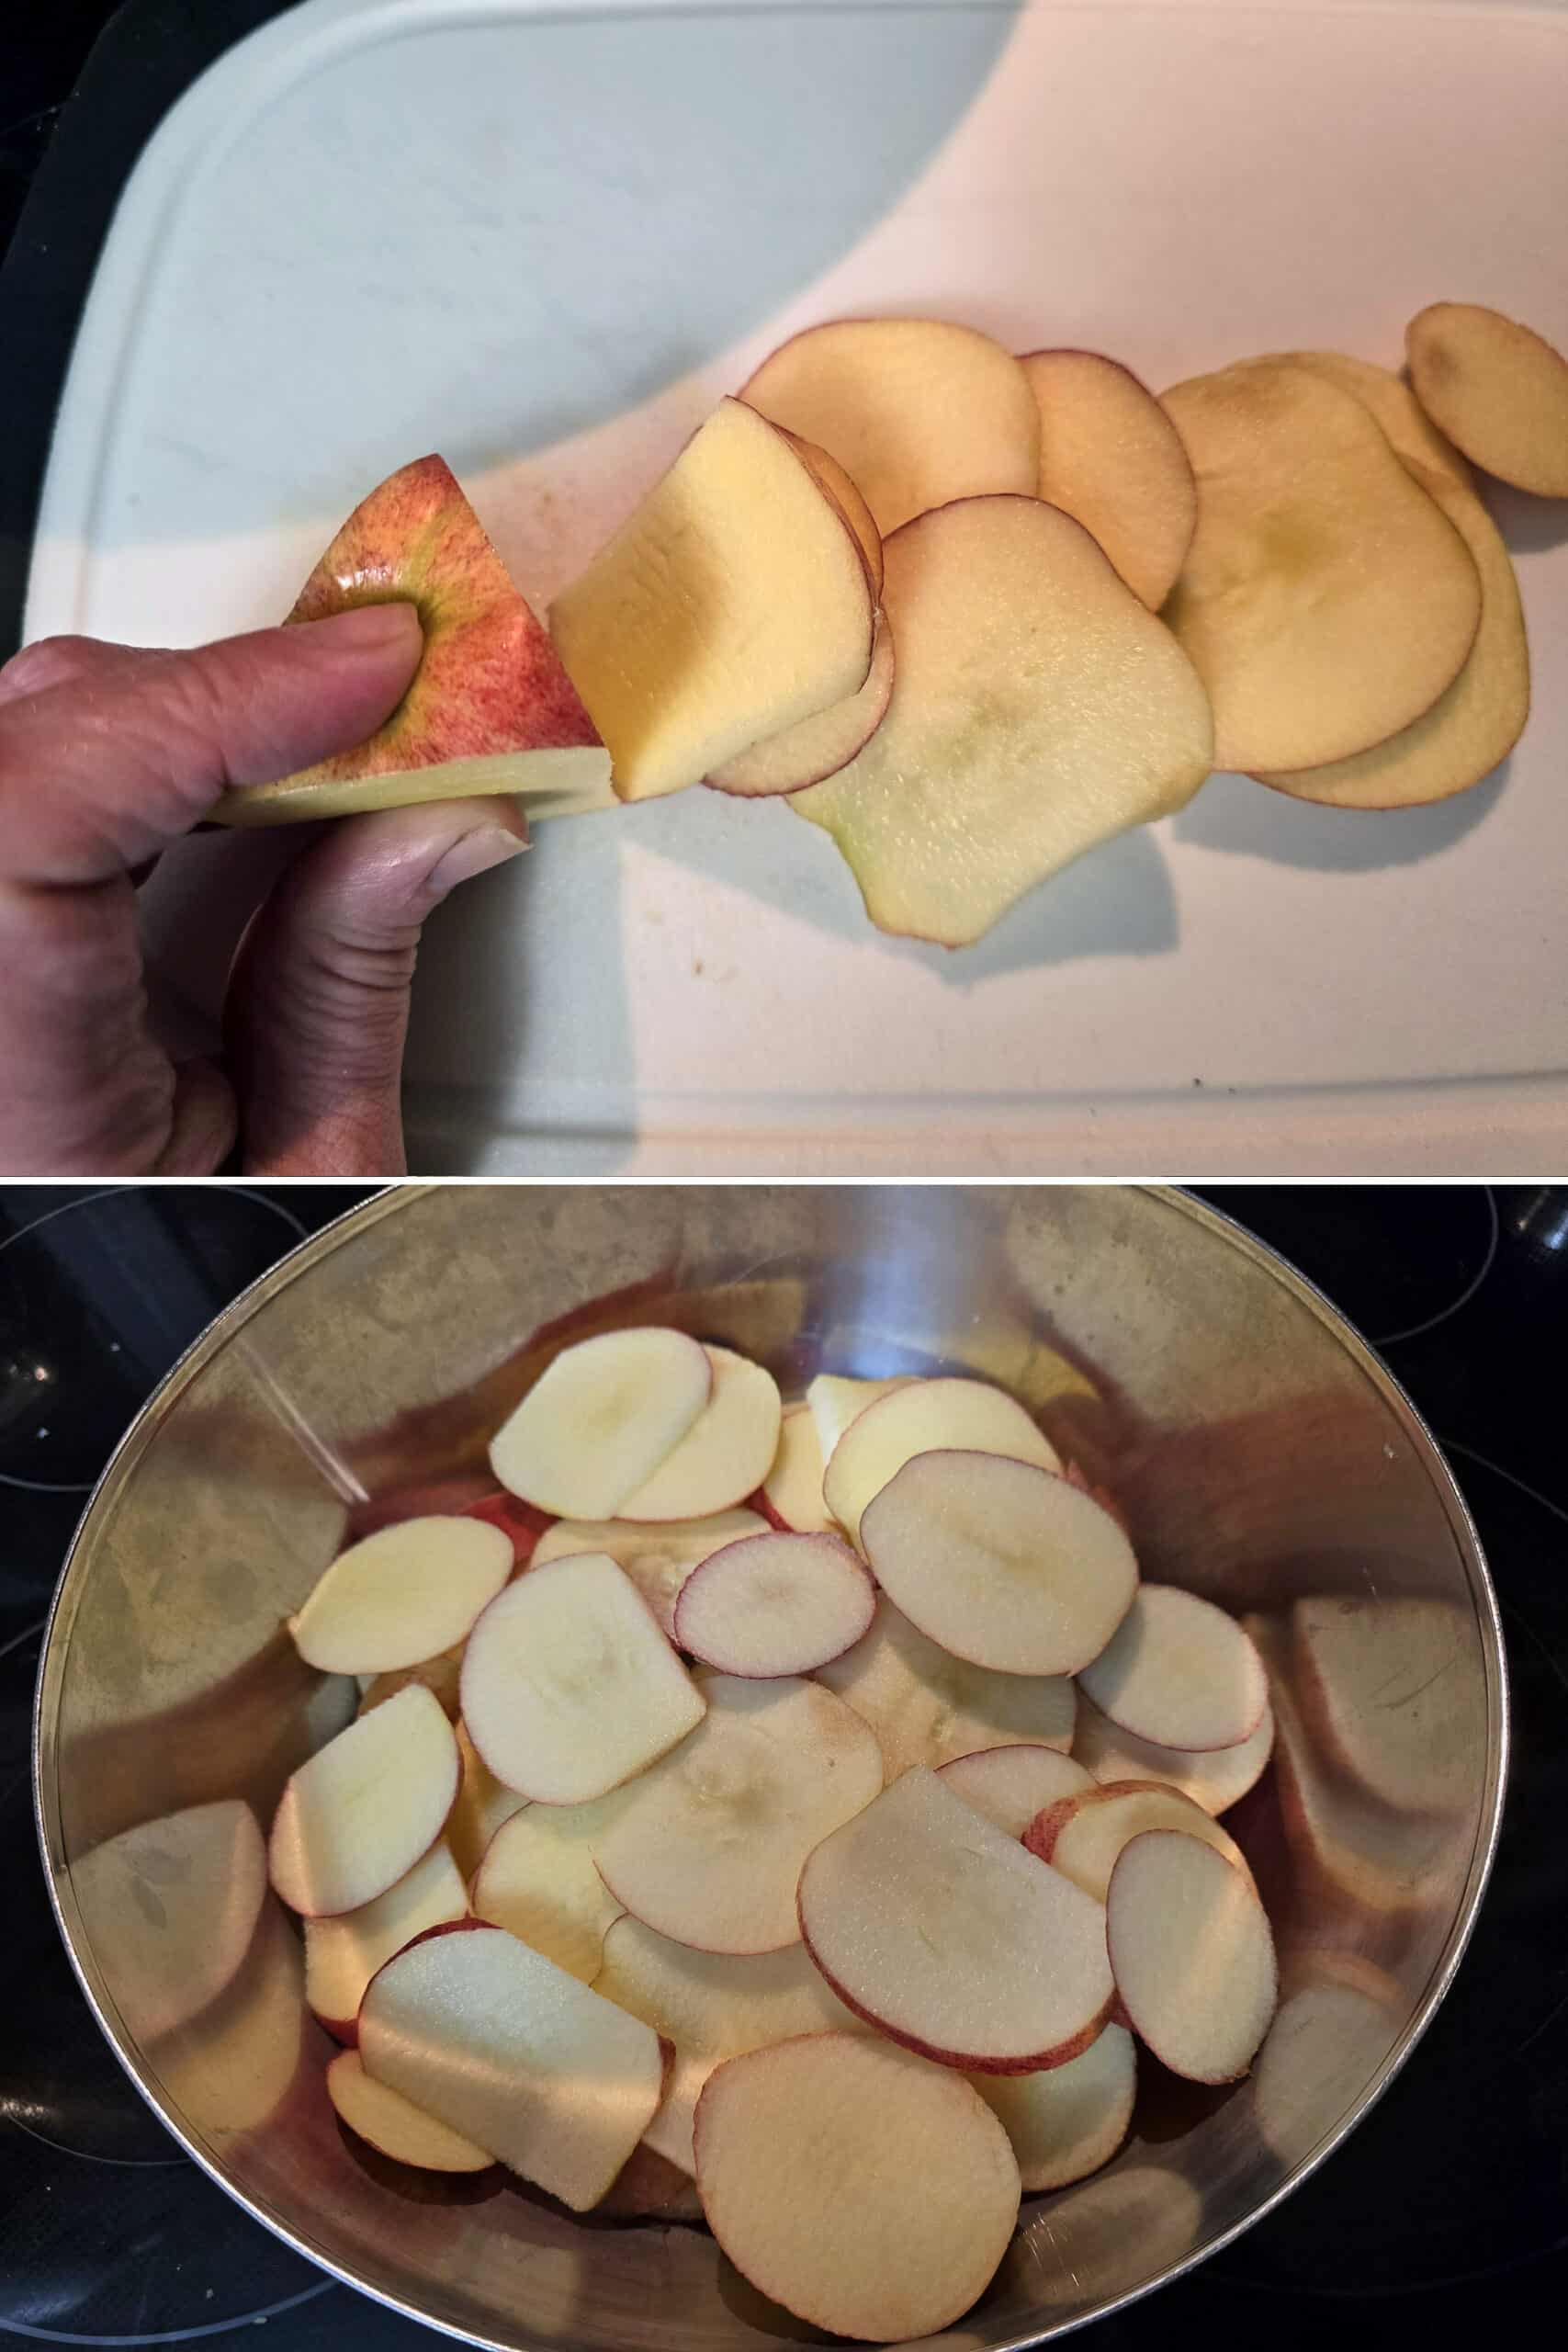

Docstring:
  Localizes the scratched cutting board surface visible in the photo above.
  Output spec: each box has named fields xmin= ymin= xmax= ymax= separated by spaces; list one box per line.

xmin=25 ymin=0 xmax=1568 ymax=1172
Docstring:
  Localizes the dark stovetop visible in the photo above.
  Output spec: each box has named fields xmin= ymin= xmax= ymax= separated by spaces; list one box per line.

xmin=1 ymin=1183 xmax=1564 ymax=2348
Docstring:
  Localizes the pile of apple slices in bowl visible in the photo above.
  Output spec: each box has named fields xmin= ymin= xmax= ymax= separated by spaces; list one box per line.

xmin=270 ymin=1332 xmax=1284 ymax=2344
xmin=218 ymin=297 xmax=1566 ymax=952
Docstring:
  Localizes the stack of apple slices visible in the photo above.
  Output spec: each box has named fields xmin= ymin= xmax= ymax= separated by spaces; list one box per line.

xmin=270 ymin=1331 xmax=1283 ymax=2341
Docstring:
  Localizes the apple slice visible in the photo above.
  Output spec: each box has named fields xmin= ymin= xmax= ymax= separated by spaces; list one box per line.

xmin=821 ymin=1374 xmax=1062 ymax=1545
xmin=758 ymin=1404 xmax=834 ymax=1534
xmin=1291 ymin=1594 xmax=1483 ymax=1815
xmin=70 ymin=1800 xmax=266 ymax=2045
xmin=1161 ymin=363 xmax=1481 ymax=770
xmin=1077 ymin=1585 xmax=1268 ymax=1752
xmin=549 ymin=398 xmax=875 ymax=801
xmin=327 ymin=2047 xmax=492 ymax=2172
xmin=593 ymin=1673 xmax=883 ymax=1954
xmin=447 ymin=1718 xmax=528 ymax=1879
xmin=593 ymin=1916 xmax=864 ymax=2175
xmin=358 ymin=1923 xmax=664 ymax=2210
xmin=805 ymin=1372 xmax=913 ymax=1468
xmin=859 ymin=1449 xmax=1137 ymax=1676
xmin=488 ymin=1327 xmax=712 ymax=1518
xmin=305 ymin=1838 xmax=468 ymax=2042
xmin=799 ymin=1767 xmax=1114 ymax=2072
xmin=970 ymin=2021 xmax=1135 ymax=2192
xmin=618 ymin=1346 xmax=783 ymax=1522
xmin=1406 ymin=301 xmax=1568 ymax=497
xmin=1073 ymin=1688 xmax=1274 ymax=1815
xmin=793 ymin=495 xmax=1213 ymax=946
xmin=672 ymin=1531 xmax=874 ymax=1676
xmin=470 ymin=1787 xmax=632 ymax=1982
xmin=783 ymin=434 xmax=885 ymax=597
xmin=529 ymin=1507 xmax=769 ymax=1639
xmin=212 ymin=454 xmax=610 ymax=827
xmin=289 ymin=1515 xmax=512 ymax=1675
xmin=936 ymin=1745 xmax=1094 ymax=1838
xmin=268 ymin=1684 xmax=458 ymax=1917
xmin=1021 ymin=349 xmax=1197 ymax=608
xmin=694 ymin=2031 xmax=1021 ymax=2341
xmin=1024 ymin=1778 xmax=1249 ymax=1902
xmin=818 ymin=1598 xmax=1076 ymax=1776
xmin=356 ymin=1646 xmax=464 ymax=1722
xmin=705 ymin=611 xmax=896 ymax=797
xmin=460 ymin=1553 xmax=704 ymax=1804
xmin=1238 ymin=348 xmax=1471 ymax=488
xmin=1105 ymin=1829 xmax=1277 ymax=2082
xmin=741 ymin=317 xmax=1040 ymax=534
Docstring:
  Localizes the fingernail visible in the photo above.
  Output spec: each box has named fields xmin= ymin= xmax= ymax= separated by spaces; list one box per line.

xmin=310 ymin=602 xmax=424 ymax=652
xmin=427 ymin=822 xmax=529 ymax=895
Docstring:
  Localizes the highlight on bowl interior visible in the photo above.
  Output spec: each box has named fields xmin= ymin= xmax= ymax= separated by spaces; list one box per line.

xmin=86 ymin=1329 xmax=1482 ymax=2344
xmin=211 ymin=298 xmax=1567 ymax=951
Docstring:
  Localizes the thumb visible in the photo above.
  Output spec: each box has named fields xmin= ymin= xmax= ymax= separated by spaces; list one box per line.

xmin=224 ymin=797 xmax=528 ymax=1175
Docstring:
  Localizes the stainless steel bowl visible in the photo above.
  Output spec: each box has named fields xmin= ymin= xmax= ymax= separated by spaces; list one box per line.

xmin=35 ymin=1184 xmax=1507 ymax=2351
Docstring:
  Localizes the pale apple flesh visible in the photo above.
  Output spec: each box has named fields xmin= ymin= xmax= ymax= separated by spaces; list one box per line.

xmin=213 ymin=453 xmax=609 ymax=826
xmin=469 ymin=1784 xmax=631 ymax=1982
xmin=304 ymin=1838 xmax=468 ymax=2042
xmin=804 ymin=1372 xmax=914 ymax=1468
xmin=1406 ymin=301 xmax=1568 ymax=498
xmin=268 ymin=1683 xmax=459 ymax=1917
xmin=488 ymin=1326 xmax=713 ymax=1520
xmin=327 ymin=2045 xmax=494 ymax=2172
xmin=446 ymin=1717 xmax=527 ymax=1879
xmin=935 ymin=1743 xmax=1094 ymax=1838
xmin=705 ymin=610 xmax=895 ymax=797
xmin=818 ymin=1597 xmax=1077 ymax=1778
xmin=1105 ymin=1829 xmax=1278 ymax=2083
xmin=618 ymin=1345 xmax=783 ymax=1522
xmin=1021 ymin=348 xmax=1197 ymax=609
xmin=1077 ymin=1584 xmax=1269 ymax=1752
xmin=1023 ymin=1777 xmax=1250 ymax=1902
xmin=671 ymin=1529 xmax=875 ymax=1676
xmin=1073 ymin=1689 xmax=1275 ymax=1816
xmin=288 ymin=1514 xmax=512 ymax=1675
xmin=781 ymin=433 xmax=886 ymax=597
xmin=758 ymin=1403 xmax=834 ymax=1534
xmin=969 ymin=2020 xmax=1136 ymax=2192
xmin=530 ymin=1507 xmax=770 ymax=1638
xmin=820 ymin=1374 xmax=1062 ymax=1546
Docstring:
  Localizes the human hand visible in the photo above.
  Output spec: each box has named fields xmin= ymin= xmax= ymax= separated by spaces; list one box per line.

xmin=0 ymin=605 xmax=527 ymax=1174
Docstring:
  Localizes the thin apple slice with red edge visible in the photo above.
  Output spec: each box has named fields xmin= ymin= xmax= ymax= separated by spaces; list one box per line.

xmin=593 ymin=1674 xmax=883 ymax=1954
xmin=819 ymin=1598 xmax=1076 ymax=1776
xmin=694 ymin=2031 xmax=1021 ymax=2342
xmin=741 ymin=317 xmax=1040 ymax=534
xmin=358 ymin=1922 xmax=664 ymax=2210
xmin=1105 ymin=1829 xmax=1277 ymax=2083
xmin=672 ymin=1531 xmax=874 ymax=1676
xmin=447 ymin=1718 xmax=528 ymax=1880
xmin=1021 ymin=349 xmax=1197 ymax=609
xmin=1406 ymin=301 xmax=1568 ymax=497
xmin=805 ymin=1372 xmax=913 ymax=1469
xmin=470 ymin=1786 xmax=632 ymax=1982
xmin=212 ymin=455 xmax=610 ymax=827
xmin=821 ymin=1374 xmax=1061 ymax=1545
xmin=269 ymin=1684 xmax=458 ymax=1917
xmin=460 ymin=1552 xmax=704 ymax=1804
xmin=705 ymin=612 xmax=895 ymax=797
xmin=797 ymin=1766 xmax=1114 ymax=2073
xmin=289 ymin=1515 xmax=512 ymax=1675
xmin=71 ymin=1801 xmax=266 ymax=2045
xmin=1078 ymin=1584 xmax=1268 ymax=1753
xmin=1073 ymin=1689 xmax=1274 ymax=1815
xmin=782 ymin=432 xmax=885 ymax=597
xmin=937 ymin=1744 xmax=1094 ymax=1838
xmin=489 ymin=1327 xmax=713 ymax=1518
xmin=530 ymin=1507 xmax=769 ymax=1639
xmin=758 ymin=1405 xmax=833 ymax=1534
xmin=305 ymin=1838 xmax=468 ymax=2042
xmin=793 ymin=495 xmax=1213 ymax=947
xmin=970 ymin=2021 xmax=1136 ymax=2192
xmin=859 ymin=1449 xmax=1137 ymax=1676
xmin=593 ymin=1915 xmax=864 ymax=2175
xmin=1024 ymin=1778 xmax=1249 ymax=1902
xmin=618 ymin=1347 xmax=783 ymax=1522
xmin=550 ymin=398 xmax=876 ymax=802
xmin=327 ymin=2046 xmax=493 ymax=2172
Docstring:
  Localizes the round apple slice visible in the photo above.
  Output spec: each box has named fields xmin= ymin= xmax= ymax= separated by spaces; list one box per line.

xmin=269 ymin=1684 xmax=459 ymax=1918
xmin=1406 ymin=301 xmax=1568 ymax=497
xmin=1021 ymin=348 xmax=1197 ymax=609
xmin=1024 ymin=1778 xmax=1249 ymax=1902
xmin=937 ymin=1744 xmax=1094 ymax=1838
xmin=705 ymin=613 xmax=895 ymax=797
xmin=1106 ymin=1830 xmax=1277 ymax=2083
xmin=970 ymin=2021 xmax=1136 ymax=2192
xmin=460 ymin=1552 xmax=705 ymax=1804
xmin=859 ymin=1449 xmax=1137 ymax=1676
xmin=758 ymin=1404 xmax=833 ymax=1534
xmin=1074 ymin=1688 xmax=1275 ymax=1815
xmin=305 ymin=1839 xmax=469 ymax=2042
xmin=672 ymin=1531 xmax=874 ymax=1676
xmin=592 ymin=1674 xmax=884 ymax=1954
xmin=821 ymin=1375 xmax=1061 ymax=1544
xmin=327 ymin=2047 xmax=493 ymax=2173
xmin=289 ymin=1515 xmax=512 ymax=1675
xmin=797 ymin=1766 xmax=1115 ymax=2073
xmin=530 ymin=1507 xmax=769 ymax=1638
xmin=618 ymin=1346 xmax=782 ymax=1521
xmin=1077 ymin=1585 xmax=1268 ymax=1752
xmin=819 ymin=1598 xmax=1077 ymax=1776
xmin=471 ymin=1786 xmax=633 ymax=1982
xmin=488 ymin=1328 xmax=713 ymax=1518
xmin=804 ymin=1371 xmax=913 ymax=1469
xmin=782 ymin=432 xmax=885 ymax=597
xmin=694 ymin=2032 xmax=1021 ymax=2342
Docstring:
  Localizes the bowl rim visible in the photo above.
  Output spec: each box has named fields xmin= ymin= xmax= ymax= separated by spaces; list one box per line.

xmin=31 ymin=1182 xmax=1510 ymax=2352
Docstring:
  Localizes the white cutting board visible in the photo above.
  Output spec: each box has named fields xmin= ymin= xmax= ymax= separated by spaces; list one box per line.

xmin=27 ymin=0 xmax=1568 ymax=1173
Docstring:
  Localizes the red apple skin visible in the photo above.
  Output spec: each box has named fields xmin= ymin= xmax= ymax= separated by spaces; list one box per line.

xmin=286 ymin=455 xmax=601 ymax=781
xmin=460 ymin=1490 xmax=555 ymax=1570
xmin=750 ymin=1486 xmax=795 ymax=1534
xmin=1021 ymin=1799 xmax=1074 ymax=1866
